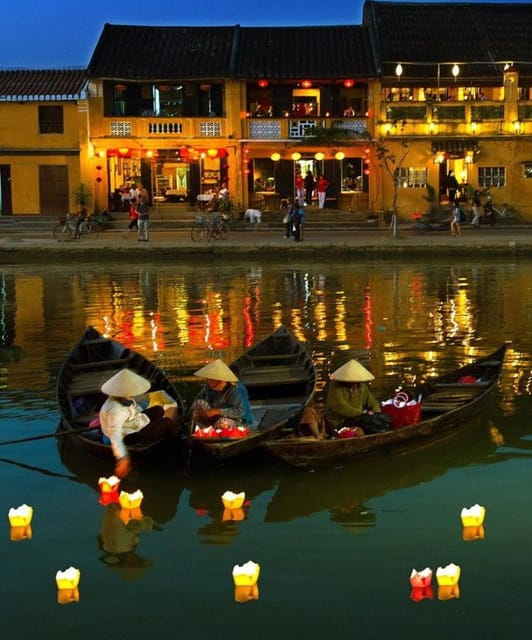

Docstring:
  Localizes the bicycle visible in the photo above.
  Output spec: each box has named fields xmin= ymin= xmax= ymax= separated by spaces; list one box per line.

xmin=53 ymin=213 xmax=100 ymax=241
xmin=490 ymin=203 xmax=521 ymax=224
xmin=190 ymin=213 xmax=230 ymax=242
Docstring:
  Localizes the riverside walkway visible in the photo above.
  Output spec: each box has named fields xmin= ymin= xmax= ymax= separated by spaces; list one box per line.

xmin=0 ymin=213 xmax=531 ymax=262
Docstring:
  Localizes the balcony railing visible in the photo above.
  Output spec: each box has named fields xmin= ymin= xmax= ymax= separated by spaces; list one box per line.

xmin=244 ymin=117 xmax=368 ymax=139
xmin=92 ymin=117 xmax=227 ymax=139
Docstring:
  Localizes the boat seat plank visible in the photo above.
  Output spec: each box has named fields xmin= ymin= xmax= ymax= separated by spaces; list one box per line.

xmin=69 ymin=369 xmax=127 ymax=396
xmin=70 ymin=357 xmax=131 ymax=371
xmin=239 ymin=365 xmax=309 ymax=387
xmin=422 ymin=402 xmax=465 ymax=413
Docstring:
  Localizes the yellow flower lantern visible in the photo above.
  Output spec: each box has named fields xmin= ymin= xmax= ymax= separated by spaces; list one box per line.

xmin=221 ymin=490 xmax=245 ymax=510
xmin=55 ymin=567 xmax=81 ymax=590
xmin=232 ymin=561 xmax=260 ymax=586
xmin=436 ymin=563 xmax=461 ymax=586
xmin=8 ymin=504 xmax=33 ymax=527
xmin=119 ymin=489 xmax=144 ymax=510
xmin=460 ymin=504 xmax=486 ymax=527
xmin=119 ymin=506 xmax=144 ymax=526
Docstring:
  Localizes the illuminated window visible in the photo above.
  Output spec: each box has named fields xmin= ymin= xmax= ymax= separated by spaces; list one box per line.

xmin=396 ymin=167 xmax=428 ymax=188
xmin=478 ymin=166 xmax=506 ymax=188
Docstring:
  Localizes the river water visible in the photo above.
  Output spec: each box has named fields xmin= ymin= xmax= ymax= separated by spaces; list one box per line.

xmin=1 ymin=258 xmax=531 ymax=639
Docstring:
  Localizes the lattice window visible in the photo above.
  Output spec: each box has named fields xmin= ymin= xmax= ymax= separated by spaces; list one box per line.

xmin=148 ymin=122 xmax=183 ymax=134
xmin=289 ymin=119 xmax=325 ymax=138
xmin=396 ymin=167 xmax=428 ymax=188
xmin=478 ymin=166 xmax=506 ymax=188
xmin=334 ymin=119 xmax=368 ymax=135
xmin=110 ymin=121 xmax=132 ymax=136
xmin=249 ymin=120 xmax=282 ymax=139
xmin=199 ymin=121 xmax=222 ymax=137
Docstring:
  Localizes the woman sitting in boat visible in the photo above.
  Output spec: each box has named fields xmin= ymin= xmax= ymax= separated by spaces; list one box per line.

xmin=99 ymin=369 xmax=180 ymax=478
xmin=191 ymin=359 xmax=253 ymax=432
xmin=298 ymin=359 xmax=389 ymax=438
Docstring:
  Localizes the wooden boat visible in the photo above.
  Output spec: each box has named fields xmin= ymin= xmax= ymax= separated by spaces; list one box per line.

xmin=189 ymin=325 xmax=316 ymax=461
xmin=56 ymin=326 xmax=185 ymax=460
xmin=262 ymin=345 xmax=506 ymax=470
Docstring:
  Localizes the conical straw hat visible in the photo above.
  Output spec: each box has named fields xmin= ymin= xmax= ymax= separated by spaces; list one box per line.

xmin=101 ymin=369 xmax=151 ymax=397
xmin=194 ymin=359 xmax=238 ymax=383
xmin=331 ymin=359 xmax=375 ymax=382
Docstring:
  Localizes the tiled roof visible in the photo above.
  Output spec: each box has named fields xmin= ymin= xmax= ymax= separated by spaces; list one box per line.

xmin=232 ymin=26 xmax=376 ymax=78
xmin=88 ymin=23 xmax=377 ymax=80
xmin=88 ymin=24 xmax=237 ymax=79
xmin=364 ymin=1 xmax=532 ymax=80
xmin=0 ymin=69 xmax=88 ymax=101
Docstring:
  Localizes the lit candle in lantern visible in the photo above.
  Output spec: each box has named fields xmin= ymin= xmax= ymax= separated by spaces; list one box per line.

xmin=436 ymin=563 xmax=461 ymax=586
xmin=232 ymin=560 xmax=260 ymax=586
xmin=460 ymin=504 xmax=486 ymax=526
xmin=55 ymin=567 xmax=81 ymax=589
xmin=221 ymin=490 xmax=245 ymax=510
xmin=119 ymin=489 xmax=144 ymax=510
xmin=409 ymin=567 xmax=433 ymax=588
xmin=8 ymin=504 xmax=33 ymax=527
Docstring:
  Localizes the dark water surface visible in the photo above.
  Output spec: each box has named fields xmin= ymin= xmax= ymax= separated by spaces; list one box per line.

xmin=1 ymin=259 xmax=531 ymax=639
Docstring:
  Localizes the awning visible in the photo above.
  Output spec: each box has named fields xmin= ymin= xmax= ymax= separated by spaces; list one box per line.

xmin=431 ymin=139 xmax=479 ymax=155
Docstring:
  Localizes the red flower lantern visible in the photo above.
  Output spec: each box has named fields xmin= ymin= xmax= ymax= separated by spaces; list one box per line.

xmin=301 ymin=80 xmax=312 ymax=89
xmin=258 ymin=79 xmax=269 ymax=88
xmin=343 ymin=79 xmax=355 ymax=88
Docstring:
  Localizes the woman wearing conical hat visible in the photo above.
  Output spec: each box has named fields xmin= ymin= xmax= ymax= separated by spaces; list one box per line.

xmin=324 ymin=359 xmax=386 ymax=433
xmin=191 ymin=359 xmax=253 ymax=433
xmin=99 ymin=369 xmax=179 ymax=478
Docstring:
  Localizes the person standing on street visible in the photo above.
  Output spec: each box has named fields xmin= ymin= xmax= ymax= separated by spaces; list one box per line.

xmin=304 ymin=171 xmax=316 ymax=206
xmin=316 ymin=175 xmax=330 ymax=209
xmin=137 ymin=195 xmax=150 ymax=242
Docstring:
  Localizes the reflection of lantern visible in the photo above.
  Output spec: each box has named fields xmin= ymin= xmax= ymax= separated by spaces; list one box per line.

xmin=314 ymin=152 xmax=325 ymax=161
xmin=234 ymin=584 xmax=260 ymax=603
xmin=232 ymin=561 xmax=260 ymax=586
xmin=258 ymin=79 xmax=269 ymax=88
xmin=410 ymin=585 xmax=434 ymax=602
xmin=119 ymin=507 xmax=143 ymax=525
xmin=57 ymin=587 xmax=80 ymax=605
xmin=460 ymin=504 xmax=486 ymax=526
xmin=8 ymin=504 xmax=33 ymax=526
xmin=436 ymin=563 xmax=461 ymax=586
xmin=200 ymin=84 xmax=212 ymax=91
xmin=291 ymin=152 xmax=301 ymax=161
xmin=119 ymin=489 xmax=144 ymax=510
xmin=462 ymin=524 xmax=485 ymax=541
xmin=438 ymin=584 xmax=460 ymax=601
xmin=222 ymin=491 xmax=245 ymax=509
xmin=409 ymin=567 xmax=432 ymax=588
xmin=56 ymin=567 xmax=81 ymax=589
xmin=207 ymin=148 xmax=218 ymax=158
xmin=271 ymin=152 xmax=281 ymax=162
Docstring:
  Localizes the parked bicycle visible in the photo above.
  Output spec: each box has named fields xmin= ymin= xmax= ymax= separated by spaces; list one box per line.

xmin=490 ymin=202 xmax=521 ymax=224
xmin=190 ymin=213 xmax=230 ymax=242
xmin=53 ymin=213 xmax=101 ymax=240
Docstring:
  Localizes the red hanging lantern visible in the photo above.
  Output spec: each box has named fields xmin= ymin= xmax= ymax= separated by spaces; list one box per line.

xmin=258 ymin=79 xmax=269 ymax=88
xmin=343 ymin=79 xmax=355 ymax=88
xmin=301 ymin=80 xmax=312 ymax=89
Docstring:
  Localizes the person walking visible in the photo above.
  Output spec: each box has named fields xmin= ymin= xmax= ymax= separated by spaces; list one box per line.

xmin=316 ymin=175 xmax=330 ymax=209
xmin=295 ymin=172 xmax=305 ymax=206
xmin=451 ymin=199 xmax=462 ymax=236
xmin=446 ymin=170 xmax=459 ymax=205
xmin=137 ymin=195 xmax=150 ymax=242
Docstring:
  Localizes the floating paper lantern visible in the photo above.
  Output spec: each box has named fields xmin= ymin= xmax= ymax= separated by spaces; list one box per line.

xmin=410 ymin=585 xmax=434 ymax=602
xmin=436 ymin=563 xmax=461 ymax=586
xmin=460 ymin=504 xmax=486 ymax=527
xmin=234 ymin=584 xmax=260 ymax=603
xmin=409 ymin=567 xmax=433 ymax=588
xmin=438 ymin=584 xmax=460 ymax=601
xmin=223 ymin=508 xmax=245 ymax=522
xmin=232 ymin=561 xmax=260 ymax=586
xmin=8 ymin=504 xmax=33 ymax=527
xmin=119 ymin=489 xmax=144 ymax=510
xmin=462 ymin=524 xmax=485 ymax=541
xmin=98 ymin=475 xmax=121 ymax=493
xmin=55 ymin=567 xmax=81 ymax=590
xmin=10 ymin=525 xmax=32 ymax=541
xmin=221 ymin=491 xmax=246 ymax=510
xmin=57 ymin=587 xmax=80 ymax=605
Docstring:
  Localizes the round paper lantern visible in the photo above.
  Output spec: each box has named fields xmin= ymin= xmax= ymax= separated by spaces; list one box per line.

xmin=335 ymin=151 xmax=345 ymax=160
xmin=343 ymin=79 xmax=355 ymax=88
xmin=258 ymin=79 xmax=269 ymax=88
xmin=207 ymin=148 xmax=218 ymax=158
xmin=271 ymin=153 xmax=281 ymax=161
xmin=291 ymin=152 xmax=301 ymax=161
xmin=314 ymin=152 xmax=325 ymax=161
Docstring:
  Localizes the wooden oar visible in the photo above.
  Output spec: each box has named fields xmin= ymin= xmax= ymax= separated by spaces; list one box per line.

xmin=0 ymin=425 xmax=98 ymax=447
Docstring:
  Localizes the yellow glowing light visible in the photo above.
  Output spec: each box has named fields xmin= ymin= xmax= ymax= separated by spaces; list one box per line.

xmin=314 ymin=152 xmax=325 ymax=161
xmin=436 ymin=563 xmax=461 ymax=586
xmin=98 ymin=475 xmax=121 ymax=493
xmin=460 ymin=504 xmax=486 ymax=526
xmin=291 ymin=152 xmax=301 ymax=161
xmin=221 ymin=490 xmax=246 ymax=509
xmin=271 ymin=152 xmax=281 ymax=162
xmin=119 ymin=489 xmax=144 ymax=510
xmin=8 ymin=504 xmax=33 ymax=527
xmin=55 ymin=567 xmax=81 ymax=589
xmin=334 ymin=151 xmax=345 ymax=160
xmin=232 ymin=561 xmax=260 ymax=586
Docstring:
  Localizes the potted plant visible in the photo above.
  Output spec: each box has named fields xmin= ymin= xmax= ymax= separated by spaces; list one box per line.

xmin=72 ymin=183 xmax=92 ymax=208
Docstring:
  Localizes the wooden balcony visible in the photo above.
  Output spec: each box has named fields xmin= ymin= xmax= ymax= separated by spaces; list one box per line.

xmin=242 ymin=117 xmax=368 ymax=140
xmin=90 ymin=116 xmax=227 ymax=140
